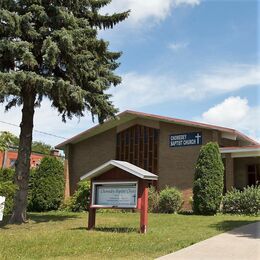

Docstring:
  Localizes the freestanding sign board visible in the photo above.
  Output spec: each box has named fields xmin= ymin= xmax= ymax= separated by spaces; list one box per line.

xmin=80 ymin=160 xmax=158 ymax=234
xmin=0 ymin=196 xmax=5 ymax=221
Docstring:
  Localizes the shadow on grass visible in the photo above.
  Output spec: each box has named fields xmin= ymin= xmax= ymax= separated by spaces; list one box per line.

xmin=0 ymin=212 xmax=79 ymax=229
xmin=209 ymin=220 xmax=259 ymax=239
xmin=178 ymin=211 xmax=193 ymax=215
xmin=70 ymin=226 xmax=138 ymax=233
xmin=95 ymin=226 xmax=138 ymax=233
xmin=28 ymin=213 xmax=79 ymax=224
xmin=0 ymin=215 xmax=11 ymax=229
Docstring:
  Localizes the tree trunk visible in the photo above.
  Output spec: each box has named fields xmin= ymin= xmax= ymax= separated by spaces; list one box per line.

xmin=9 ymin=91 xmax=36 ymax=224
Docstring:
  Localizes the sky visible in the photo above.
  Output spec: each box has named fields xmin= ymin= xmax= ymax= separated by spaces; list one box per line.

xmin=0 ymin=0 xmax=259 ymax=147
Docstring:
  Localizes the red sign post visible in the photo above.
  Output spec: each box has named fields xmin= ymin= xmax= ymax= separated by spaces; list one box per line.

xmin=139 ymin=180 xmax=149 ymax=233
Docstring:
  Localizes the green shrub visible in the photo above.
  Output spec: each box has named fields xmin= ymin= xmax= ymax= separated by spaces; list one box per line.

xmin=27 ymin=168 xmax=36 ymax=210
xmin=0 ymin=168 xmax=15 ymax=182
xmin=0 ymin=181 xmax=17 ymax=215
xmin=223 ymin=186 xmax=260 ymax=215
xmin=29 ymin=157 xmax=64 ymax=211
xmin=158 ymin=186 xmax=183 ymax=213
xmin=60 ymin=180 xmax=90 ymax=212
xmin=0 ymin=168 xmax=16 ymax=215
xmin=193 ymin=142 xmax=224 ymax=215
xmin=148 ymin=186 xmax=160 ymax=213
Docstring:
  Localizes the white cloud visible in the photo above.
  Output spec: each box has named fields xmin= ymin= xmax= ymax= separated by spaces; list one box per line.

xmin=101 ymin=0 xmax=201 ymax=25
xmin=201 ymin=96 xmax=249 ymax=126
xmin=198 ymin=96 xmax=260 ymax=142
xmin=109 ymin=64 xmax=260 ymax=110
xmin=169 ymin=41 xmax=189 ymax=51
xmin=1 ymin=63 xmax=259 ymax=147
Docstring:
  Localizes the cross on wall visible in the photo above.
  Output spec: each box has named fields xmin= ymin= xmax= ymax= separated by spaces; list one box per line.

xmin=195 ymin=133 xmax=202 ymax=144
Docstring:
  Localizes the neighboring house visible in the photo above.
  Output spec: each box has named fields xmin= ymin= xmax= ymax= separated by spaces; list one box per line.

xmin=0 ymin=149 xmax=60 ymax=169
xmin=56 ymin=110 xmax=260 ymax=209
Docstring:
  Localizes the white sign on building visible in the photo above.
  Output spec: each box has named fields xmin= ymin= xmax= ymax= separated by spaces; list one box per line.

xmin=92 ymin=182 xmax=138 ymax=208
xmin=0 ymin=196 xmax=6 ymax=221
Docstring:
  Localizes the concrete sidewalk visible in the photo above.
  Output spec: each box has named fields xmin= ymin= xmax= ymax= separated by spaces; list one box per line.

xmin=157 ymin=221 xmax=260 ymax=260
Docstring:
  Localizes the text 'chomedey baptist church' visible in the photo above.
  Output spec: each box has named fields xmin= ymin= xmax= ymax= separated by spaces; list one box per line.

xmin=170 ymin=132 xmax=202 ymax=147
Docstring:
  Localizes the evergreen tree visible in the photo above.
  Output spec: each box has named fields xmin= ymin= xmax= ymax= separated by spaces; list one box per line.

xmin=0 ymin=131 xmax=52 ymax=154
xmin=193 ymin=142 xmax=224 ymax=215
xmin=0 ymin=131 xmax=18 ymax=151
xmin=31 ymin=141 xmax=52 ymax=155
xmin=0 ymin=0 xmax=129 ymax=223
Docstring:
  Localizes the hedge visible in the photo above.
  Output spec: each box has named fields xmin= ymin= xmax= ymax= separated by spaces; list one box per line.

xmin=222 ymin=186 xmax=260 ymax=215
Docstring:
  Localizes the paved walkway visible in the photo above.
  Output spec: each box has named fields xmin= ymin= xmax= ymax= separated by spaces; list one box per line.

xmin=157 ymin=221 xmax=260 ymax=260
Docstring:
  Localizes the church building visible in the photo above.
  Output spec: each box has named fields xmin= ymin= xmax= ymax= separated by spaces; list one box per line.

xmin=56 ymin=110 xmax=260 ymax=209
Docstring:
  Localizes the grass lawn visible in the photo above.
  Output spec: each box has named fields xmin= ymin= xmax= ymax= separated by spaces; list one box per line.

xmin=0 ymin=211 xmax=259 ymax=259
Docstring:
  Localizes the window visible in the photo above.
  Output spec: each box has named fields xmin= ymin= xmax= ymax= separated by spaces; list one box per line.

xmin=9 ymin=159 xmax=16 ymax=168
xmin=247 ymin=164 xmax=260 ymax=186
xmin=116 ymin=125 xmax=159 ymax=174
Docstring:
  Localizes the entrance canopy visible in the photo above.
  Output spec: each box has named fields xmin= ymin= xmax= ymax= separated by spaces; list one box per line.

xmin=80 ymin=160 xmax=158 ymax=181
xmin=220 ymin=145 xmax=260 ymax=158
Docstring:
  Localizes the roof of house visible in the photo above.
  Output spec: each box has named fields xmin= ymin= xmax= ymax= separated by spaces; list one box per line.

xmin=56 ymin=110 xmax=259 ymax=149
xmin=80 ymin=160 xmax=158 ymax=181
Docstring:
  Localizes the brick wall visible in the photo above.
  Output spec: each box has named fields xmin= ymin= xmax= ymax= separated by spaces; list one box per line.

xmin=68 ymin=127 xmax=117 ymax=194
xmin=158 ymin=122 xmax=214 ymax=209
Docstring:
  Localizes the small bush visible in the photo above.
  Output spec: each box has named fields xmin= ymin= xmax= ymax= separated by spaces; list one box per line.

xmin=0 ymin=168 xmax=16 ymax=215
xmin=29 ymin=157 xmax=64 ymax=211
xmin=60 ymin=180 xmax=90 ymax=212
xmin=223 ymin=186 xmax=260 ymax=215
xmin=0 ymin=181 xmax=17 ymax=215
xmin=158 ymin=186 xmax=183 ymax=213
xmin=0 ymin=168 xmax=15 ymax=182
xmin=193 ymin=142 xmax=224 ymax=215
xmin=148 ymin=186 xmax=160 ymax=213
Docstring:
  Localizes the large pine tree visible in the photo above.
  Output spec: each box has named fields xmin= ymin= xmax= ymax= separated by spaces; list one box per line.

xmin=0 ymin=0 xmax=129 ymax=223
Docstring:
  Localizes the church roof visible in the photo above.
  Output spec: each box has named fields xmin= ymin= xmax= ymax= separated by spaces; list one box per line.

xmin=56 ymin=110 xmax=258 ymax=149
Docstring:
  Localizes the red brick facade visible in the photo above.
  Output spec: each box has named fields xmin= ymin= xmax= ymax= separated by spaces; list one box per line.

xmin=0 ymin=150 xmax=45 ymax=169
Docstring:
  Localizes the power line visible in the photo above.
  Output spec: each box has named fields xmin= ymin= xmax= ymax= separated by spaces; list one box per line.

xmin=0 ymin=120 xmax=67 ymax=140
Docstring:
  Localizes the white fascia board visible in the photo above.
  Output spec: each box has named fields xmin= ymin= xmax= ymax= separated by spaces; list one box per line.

xmin=220 ymin=147 xmax=260 ymax=154
xmin=231 ymin=151 xmax=260 ymax=158
xmin=221 ymin=132 xmax=237 ymax=140
xmin=220 ymin=148 xmax=260 ymax=158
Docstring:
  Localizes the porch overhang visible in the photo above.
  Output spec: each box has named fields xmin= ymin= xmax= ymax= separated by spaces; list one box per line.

xmin=220 ymin=146 xmax=260 ymax=158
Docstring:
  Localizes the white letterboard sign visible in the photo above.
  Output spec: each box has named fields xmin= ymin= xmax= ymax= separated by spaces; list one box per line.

xmin=92 ymin=182 xmax=138 ymax=208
